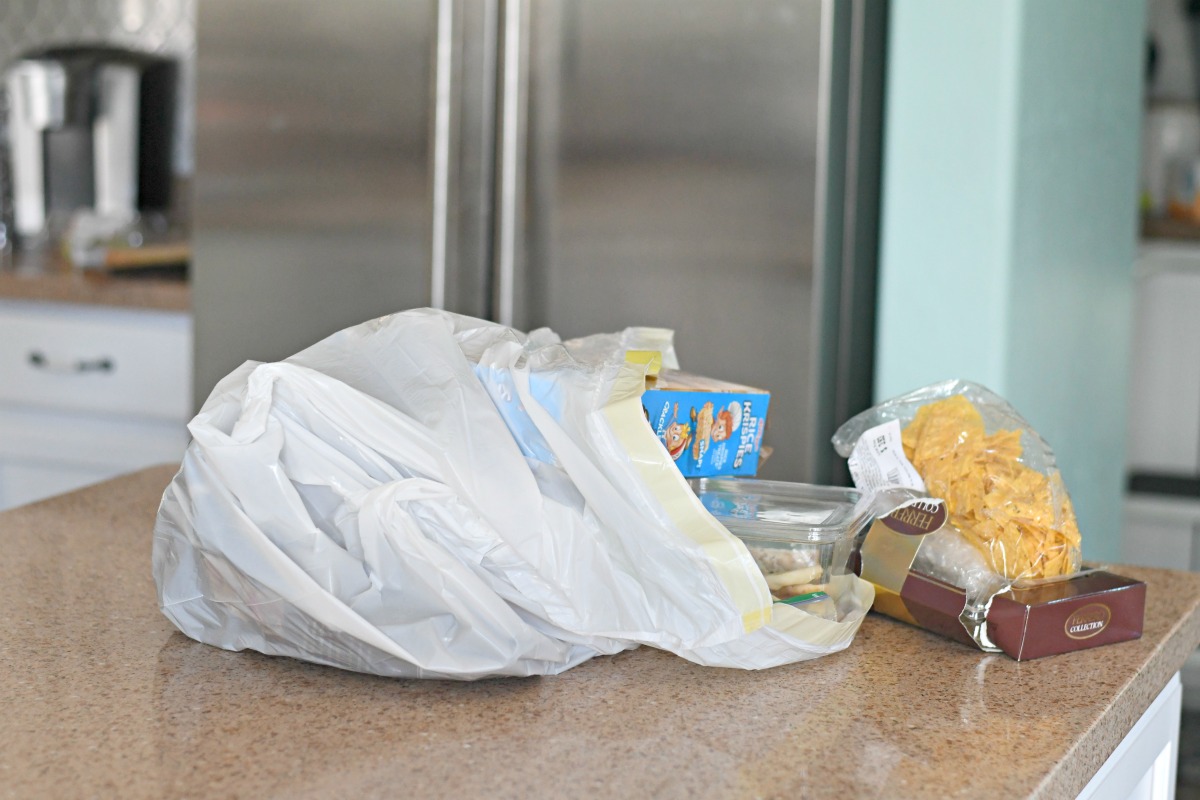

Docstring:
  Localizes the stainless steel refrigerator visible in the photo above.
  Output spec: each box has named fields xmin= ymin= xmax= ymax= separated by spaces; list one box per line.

xmin=191 ymin=0 xmax=886 ymax=483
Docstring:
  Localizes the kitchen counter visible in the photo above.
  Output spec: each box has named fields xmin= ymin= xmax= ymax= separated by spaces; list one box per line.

xmin=4 ymin=465 xmax=1200 ymax=799
xmin=0 ymin=258 xmax=189 ymax=312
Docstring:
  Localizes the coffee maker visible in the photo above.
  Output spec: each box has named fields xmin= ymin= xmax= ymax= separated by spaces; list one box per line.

xmin=4 ymin=45 xmax=176 ymax=249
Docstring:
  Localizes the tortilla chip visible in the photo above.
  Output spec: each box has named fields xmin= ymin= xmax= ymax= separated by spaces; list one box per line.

xmin=901 ymin=396 xmax=1081 ymax=580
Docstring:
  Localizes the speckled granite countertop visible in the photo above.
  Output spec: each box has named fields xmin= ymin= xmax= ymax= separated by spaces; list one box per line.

xmin=0 ymin=257 xmax=189 ymax=312
xmin=4 ymin=465 xmax=1200 ymax=799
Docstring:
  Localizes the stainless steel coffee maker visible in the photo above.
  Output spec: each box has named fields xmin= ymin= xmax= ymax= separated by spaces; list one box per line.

xmin=3 ymin=45 xmax=176 ymax=250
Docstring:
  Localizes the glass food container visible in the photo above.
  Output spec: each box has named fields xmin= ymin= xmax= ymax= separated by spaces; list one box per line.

xmin=691 ymin=478 xmax=872 ymax=617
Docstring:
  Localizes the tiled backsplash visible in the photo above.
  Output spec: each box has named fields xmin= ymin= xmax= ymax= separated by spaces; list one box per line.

xmin=0 ymin=0 xmax=196 ymax=173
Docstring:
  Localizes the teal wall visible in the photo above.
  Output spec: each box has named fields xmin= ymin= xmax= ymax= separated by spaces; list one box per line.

xmin=875 ymin=1 xmax=1145 ymax=562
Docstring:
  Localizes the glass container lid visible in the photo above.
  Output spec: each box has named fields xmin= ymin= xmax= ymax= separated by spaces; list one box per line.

xmin=691 ymin=478 xmax=868 ymax=543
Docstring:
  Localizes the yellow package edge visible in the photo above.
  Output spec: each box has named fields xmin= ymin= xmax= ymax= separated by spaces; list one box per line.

xmin=602 ymin=362 xmax=773 ymax=634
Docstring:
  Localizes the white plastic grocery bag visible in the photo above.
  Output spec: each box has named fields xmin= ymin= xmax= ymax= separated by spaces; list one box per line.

xmin=153 ymin=309 xmax=873 ymax=679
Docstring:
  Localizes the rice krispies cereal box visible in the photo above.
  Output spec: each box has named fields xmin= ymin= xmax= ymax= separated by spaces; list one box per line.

xmin=642 ymin=369 xmax=770 ymax=477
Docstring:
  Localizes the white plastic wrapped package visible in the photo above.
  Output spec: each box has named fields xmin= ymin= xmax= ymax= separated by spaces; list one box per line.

xmin=153 ymin=309 xmax=874 ymax=679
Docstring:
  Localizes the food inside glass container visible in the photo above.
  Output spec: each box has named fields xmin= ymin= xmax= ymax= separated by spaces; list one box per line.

xmin=691 ymin=478 xmax=870 ymax=619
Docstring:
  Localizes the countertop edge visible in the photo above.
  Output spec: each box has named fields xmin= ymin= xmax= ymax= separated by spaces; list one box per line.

xmin=1035 ymin=585 xmax=1200 ymax=798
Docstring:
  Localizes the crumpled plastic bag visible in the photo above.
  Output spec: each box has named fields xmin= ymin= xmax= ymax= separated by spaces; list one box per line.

xmin=153 ymin=309 xmax=874 ymax=679
xmin=832 ymin=379 xmax=1082 ymax=596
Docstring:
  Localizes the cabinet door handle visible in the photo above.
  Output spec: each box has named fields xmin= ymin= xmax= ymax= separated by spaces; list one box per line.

xmin=27 ymin=350 xmax=115 ymax=374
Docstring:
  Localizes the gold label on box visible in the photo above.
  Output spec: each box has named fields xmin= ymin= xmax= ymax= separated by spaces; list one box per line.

xmin=883 ymin=499 xmax=946 ymax=536
xmin=860 ymin=498 xmax=947 ymax=595
xmin=1065 ymin=603 xmax=1112 ymax=640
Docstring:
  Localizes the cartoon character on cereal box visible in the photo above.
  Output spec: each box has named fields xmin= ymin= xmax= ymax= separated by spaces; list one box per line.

xmin=662 ymin=403 xmax=692 ymax=461
xmin=691 ymin=401 xmax=740 ymax=462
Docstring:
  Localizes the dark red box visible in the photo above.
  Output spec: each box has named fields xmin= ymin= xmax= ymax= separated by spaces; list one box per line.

xmin=856 ymin=501 xmax=1146 ymax=660
xmin=888 ymin=568 xmax=1146 ymax=660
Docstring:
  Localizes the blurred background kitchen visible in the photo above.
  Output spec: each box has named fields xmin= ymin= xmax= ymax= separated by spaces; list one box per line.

xmin=0 ymin=0 xmax=1193 ymax=758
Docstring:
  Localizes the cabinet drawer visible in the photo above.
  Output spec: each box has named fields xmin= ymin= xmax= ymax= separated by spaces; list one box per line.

xmin=0 ymin=300 xmax=192 ymax=420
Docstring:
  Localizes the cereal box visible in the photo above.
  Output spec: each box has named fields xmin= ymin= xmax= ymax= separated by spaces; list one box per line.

xmin=641 ymin=369 xmax=770 ymax=477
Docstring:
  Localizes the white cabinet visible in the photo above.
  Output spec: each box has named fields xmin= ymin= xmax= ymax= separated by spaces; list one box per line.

xmin=1124 ymin=494 xmax=1200 ymax=707
xmin=1125 ymin=242 xmax=1200 ymax=711
xmin=1127 ymin=243 xmax=1200 ymax=476
xmin=1124 ymin=494 xmax=1200 ymax=574
xmin=1078 ymin=673 xmax=1182 ymax=800
xmin=0 ymin=299 xmax=192 ymax=510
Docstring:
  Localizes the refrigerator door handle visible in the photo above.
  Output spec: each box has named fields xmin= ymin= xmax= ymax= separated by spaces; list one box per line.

xmin=430 ymin=0 xmax=500 ymax=318
xmin=493 ymin=0 xmax=530 ymax=328
xmin=430 ymin=0 xmax=457 ymax=310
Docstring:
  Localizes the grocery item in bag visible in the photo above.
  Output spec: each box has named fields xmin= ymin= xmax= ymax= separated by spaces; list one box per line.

xmin=643 ymin=370 xmax=770 ymax=478
xmin=691 ymin=479 xmax=874 ymax=620
xmin=835 ymin=381 xmax=1081 ymax=588
xmin=900 ymin=394 xmax=1080 ymax=580
xmin=153 ymin=309 xmax=873 ymax=680
xmin=833 ymin=380 xmax=1144 ymax=659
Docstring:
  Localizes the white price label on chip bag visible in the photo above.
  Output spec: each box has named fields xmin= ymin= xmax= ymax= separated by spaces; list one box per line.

xmin=847 ymin=419 xmax=926 ymax=493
